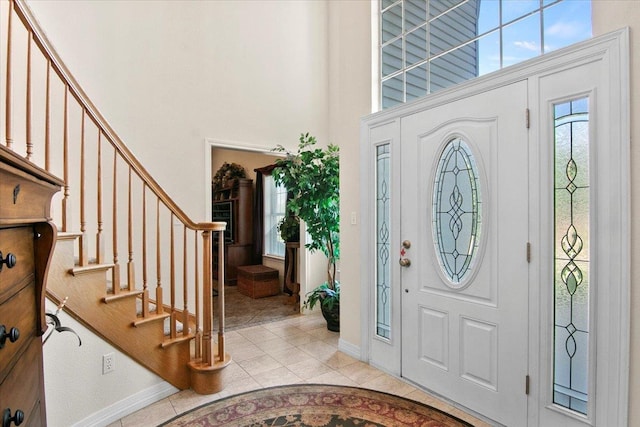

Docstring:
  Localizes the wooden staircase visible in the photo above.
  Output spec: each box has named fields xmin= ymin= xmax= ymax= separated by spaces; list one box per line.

xmin=1 ymin=0 xmax=230 ymax=393
xmin=47 ymin=233 xmax=193 ymax=389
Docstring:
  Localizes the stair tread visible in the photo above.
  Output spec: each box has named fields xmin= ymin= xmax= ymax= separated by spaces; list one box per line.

xmin=70 ymin=262 xmax=115 ymax=276
xmin=161 ymin=333 xmax=195 ymax=348
xmin=102 ymin=289 xmax=143 ymax=303
xmin=57 ymin=231 xmax=83 ymax=240
xmin=133 ymin=308 xmax=190 ymax=334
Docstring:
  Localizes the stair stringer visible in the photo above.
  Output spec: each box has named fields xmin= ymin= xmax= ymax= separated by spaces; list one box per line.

xmin=46 ymin=234 xmax=193 ymax=390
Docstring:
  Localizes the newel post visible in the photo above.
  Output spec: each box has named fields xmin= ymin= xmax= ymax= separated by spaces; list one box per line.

xmin=188 ymin=224 xmax=231 ymax=394
xmin=201 ymin=229 xmax=213 ymax=364
xmin=217 ymin=227 xmax=226 ymax=362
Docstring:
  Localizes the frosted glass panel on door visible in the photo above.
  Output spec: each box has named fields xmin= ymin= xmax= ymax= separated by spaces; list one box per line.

xmin=376 ymin=144 xmax=392 ymax=339
xmin=553 ymin=97 xmax=590 ymax=415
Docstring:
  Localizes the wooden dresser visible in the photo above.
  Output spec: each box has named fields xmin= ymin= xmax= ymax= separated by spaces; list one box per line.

xmin=0 ymin=146 xmax=62 ymax=427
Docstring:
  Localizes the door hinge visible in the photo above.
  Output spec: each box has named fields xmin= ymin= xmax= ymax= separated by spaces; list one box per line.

xmin=525 ymin=375 xmax=530 ymax=395
xmin=526 ymin=242 xmax=531 ymax=263
xmin=525 ymin=108 xmax=530 ymax=129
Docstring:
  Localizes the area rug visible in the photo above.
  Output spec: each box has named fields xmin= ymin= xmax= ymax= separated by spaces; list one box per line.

xmin=159 ymin=384 xmax=474 ymax=427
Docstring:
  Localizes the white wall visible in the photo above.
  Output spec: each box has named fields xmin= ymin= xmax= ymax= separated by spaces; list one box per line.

xmin=327 ymin=1 xmax=373 ymax=349
xmin=43 ymin=300 xmax=176 ymax=426
xmin=26 ymin=0 xmax=329 ymax=222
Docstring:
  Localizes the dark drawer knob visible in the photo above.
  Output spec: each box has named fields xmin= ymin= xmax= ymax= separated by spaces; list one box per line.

xmin=0 ymin=326 xmax=20 ymax=349
xmin=2 ymin=408 xmax=24 ymax=427
xmin=0 ymin=251 xmax=17 ymax=271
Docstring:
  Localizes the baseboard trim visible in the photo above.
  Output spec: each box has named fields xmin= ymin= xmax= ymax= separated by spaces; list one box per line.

xmin=71 ymin=381 xmax=179 ymax=427
xmin=338 ymin=338 xmax=361 ymax=360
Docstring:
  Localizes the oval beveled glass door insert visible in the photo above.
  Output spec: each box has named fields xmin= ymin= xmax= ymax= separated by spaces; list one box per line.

xmin=432 ymin=137 xmax=482 ymax=286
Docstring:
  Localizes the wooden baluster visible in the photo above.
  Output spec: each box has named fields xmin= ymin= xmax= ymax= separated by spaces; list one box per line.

xmin=5 ymin=0 xmax=13 ymax=149
xmin=155 ymin=199 xmax=163 ymax=315
xmin=79 ymin=111 xmax=88 ymax=266
xmin=194 ymin=230 xmax=201 ymax=358
xmin=169 ymin=213 xmax=176 ymax=339
xmin=26 ymin=31 xmax=32 ymax=160
xmin=142 ymin=185 xmax=149 ymax=317
xmin=201 ymin=230 xmax=213 ymax=365
xmin=217 ymin=229 xmax=226 ymax=362
xmin=112 ymin=149 xmax=120 ymax=293
xmin=61 ymin=86 xmax=69 ymax=232
xmin=44 ymin=61 xmax=50 ymax=170
xmin=182 ymin=226 xmax=189 ymax=337
xmin=96 ymin=130 xmax=104 ymax=263
xmin=127 ymin=166 xmax=135 ymax=291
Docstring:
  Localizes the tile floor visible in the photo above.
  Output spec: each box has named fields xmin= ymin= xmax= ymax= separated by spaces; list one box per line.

xmin=108 ymin=311 xmax=490 ymax=427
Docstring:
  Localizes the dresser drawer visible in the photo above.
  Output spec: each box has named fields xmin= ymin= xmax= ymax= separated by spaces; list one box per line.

xmin=25 ymin=401 xmax=43 ymax=427
xmin=0 ymin=227 xmax=35 ymax=303
xmin=0 ymin=162 xmax=59 ymax=223
xmin=0 ymin=283 xmax=36 ymax=383
xmin=0 ymin=338 xmax=42 ymax=427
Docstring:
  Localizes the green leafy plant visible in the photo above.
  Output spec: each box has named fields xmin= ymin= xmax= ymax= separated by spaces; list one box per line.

xmin=277 ymin=215 xmax=300 ymax=243
xmin=273 ymin=133 xmax=340 ymax=311
xmin=304 ymin=281 xmax=340 ymax=311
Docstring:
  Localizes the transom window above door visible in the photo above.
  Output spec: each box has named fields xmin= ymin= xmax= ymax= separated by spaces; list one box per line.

xmin=379 ymin=0 xmax=592 ymax=109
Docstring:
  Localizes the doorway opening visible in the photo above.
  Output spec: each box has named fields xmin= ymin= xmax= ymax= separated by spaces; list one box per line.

xmin=208 ymin=144 xmax=296 ymax=329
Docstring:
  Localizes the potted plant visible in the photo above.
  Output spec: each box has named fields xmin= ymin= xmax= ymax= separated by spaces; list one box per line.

xmin=274 ymin=133 xmax=340 ymax=331
xmin=277 ymin=215 xmax=300 ymax=243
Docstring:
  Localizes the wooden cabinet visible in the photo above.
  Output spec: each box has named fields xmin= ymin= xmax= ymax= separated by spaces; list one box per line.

xmin=1 ymin=145 xmax=62 ymax=427
xmin=212 ymin=178 xmax=253 ymax=285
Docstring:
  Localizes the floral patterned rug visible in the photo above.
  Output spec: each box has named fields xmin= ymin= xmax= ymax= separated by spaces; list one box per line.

xmin=159 ymin=384 xmax=474 ymax=427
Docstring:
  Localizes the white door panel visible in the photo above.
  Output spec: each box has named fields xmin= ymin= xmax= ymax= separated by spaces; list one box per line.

xmin=401 ymin=80 xmax=529 ymax=427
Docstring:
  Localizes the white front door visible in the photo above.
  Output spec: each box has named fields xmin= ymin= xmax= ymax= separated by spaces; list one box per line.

xmin=400 ymin=80 xmax=529 ymax=426
xmin=362 ymin=30 xmax=629 ymax=427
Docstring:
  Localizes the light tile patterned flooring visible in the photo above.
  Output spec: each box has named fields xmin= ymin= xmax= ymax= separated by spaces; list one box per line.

xmin=109 ymin=311 xmax=490 ymax=427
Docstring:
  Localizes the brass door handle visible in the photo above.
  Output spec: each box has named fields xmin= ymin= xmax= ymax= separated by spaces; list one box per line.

xmin=399 ymin=258 xmax=411 ymax=267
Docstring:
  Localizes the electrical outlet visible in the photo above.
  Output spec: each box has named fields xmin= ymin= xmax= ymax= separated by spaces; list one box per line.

xmin=103 ymin=352 xmax=115 ymax=374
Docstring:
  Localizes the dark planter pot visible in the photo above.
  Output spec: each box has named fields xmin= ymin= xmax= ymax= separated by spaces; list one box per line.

xmin=321 ymin=300 xmax=340 ymax=332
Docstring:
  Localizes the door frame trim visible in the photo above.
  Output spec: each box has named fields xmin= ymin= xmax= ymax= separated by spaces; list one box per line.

xmin=527 ymin=29 xmax=630 ymax=426
xmin=360 ymin=28 xmax=629 ymax=426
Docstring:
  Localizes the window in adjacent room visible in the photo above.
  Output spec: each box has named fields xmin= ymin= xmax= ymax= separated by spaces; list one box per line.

xmin=264 ymin=174 xmax=287 ymax=257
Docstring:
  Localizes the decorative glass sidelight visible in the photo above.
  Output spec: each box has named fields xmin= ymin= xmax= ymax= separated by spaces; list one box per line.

xmin=376 ymin=144 xmax=391 ymax=339
xmin=432 ymin=138 xmax=482 ymax=285
xmin=553 ymin=98 xmax=590 ymax=414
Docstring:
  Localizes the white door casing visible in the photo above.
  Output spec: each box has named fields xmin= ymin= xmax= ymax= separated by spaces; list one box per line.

xmin=360 ymin=28 xmax=629 ymax=426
